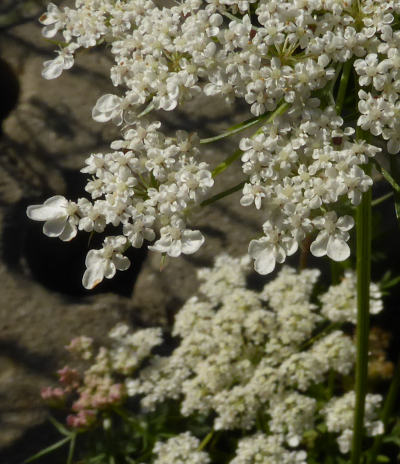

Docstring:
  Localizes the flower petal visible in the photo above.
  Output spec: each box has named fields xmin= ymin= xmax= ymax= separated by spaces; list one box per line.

xmin=327 ymin=236 xmax=350 ymax=261
xmin=104 ymin=261 xmax=116 ymax=279
xmin=26 ymin=196 xmax=67 ymax=221
xmin=168 ymin=240 xmax=182 ymax=258
xmin=310 ymin=231 xmax=329 ymax=257
xmin=113 ymin=254 xmax=130 ymax=271
xmin=43 ymin=217 xmax=67 ymax=237
xmin=42 ymin=57 xmax=64 ymax=80
xmin=82 ymin=266 xmax=105 ymax=289
xmin=249 ymin=240 xmax=276 ymax=275
xmin=336 ymin=215 xmax=354 ymax=232
xmin=59 ymin=220 xmax=77 ymax=241
xmin=181 ymin=230 xmax=204 ymax=255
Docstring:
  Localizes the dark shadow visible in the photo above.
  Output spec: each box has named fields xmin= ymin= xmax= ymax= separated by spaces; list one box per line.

xmin=3 ymin=193 xmax=148 ymax=298
xmin=0 ymin=416 xmax=66 ymax=464
xmin=0 ymin=57 xmax=19 ymax=136
xmin=0 ymin=339 xmax=58 ymax=378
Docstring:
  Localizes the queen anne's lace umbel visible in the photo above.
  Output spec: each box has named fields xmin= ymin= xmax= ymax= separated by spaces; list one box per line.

xmin=28 ymin=0 xmax=400 ymax=287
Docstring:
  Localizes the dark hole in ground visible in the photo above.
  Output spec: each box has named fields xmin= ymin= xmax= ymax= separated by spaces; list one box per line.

xmin=0 ymin=57 xmax=19 ymax=135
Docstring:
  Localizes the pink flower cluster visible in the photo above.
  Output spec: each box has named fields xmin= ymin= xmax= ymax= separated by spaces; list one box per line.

xmin=41 ymin=350 xmax=125 ymax=429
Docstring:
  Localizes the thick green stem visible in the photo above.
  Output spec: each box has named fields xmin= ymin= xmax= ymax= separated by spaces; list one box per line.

xmin=351 ymin=162 xmax=371 ymax=464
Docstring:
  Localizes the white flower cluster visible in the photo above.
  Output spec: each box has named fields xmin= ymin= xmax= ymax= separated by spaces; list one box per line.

xmin=153 ymin=432 xmax=210 ymax=464
xmin=27 ymin=122 xmax=213 ymax=289
xmin=243 ymin=108 xmax=377 ymax=274
xmin=123 ymin=255 xmax=383 ymax=459
xmin=320 ymin=269 xmax=383 ymax=323
xmin=323 ymin=391 xmax=384 ymax=454
xmin=30 ymin=0 xmax=400 ymax=284
xmin=76 ymin=323 xmax=162 ymax=378
xmin=231 ymin=433 xmax=307 ymax=464
xmin=353 ymin=1 xmax=400 ymax=154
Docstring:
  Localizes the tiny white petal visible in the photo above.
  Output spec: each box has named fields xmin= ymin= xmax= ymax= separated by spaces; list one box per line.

xmin=310 ymin=231 xmax=329 ymax=257
xmin=43 ymin=217 xmax=67 ymax=237
xmin=181 ymin=230 xmax=204 ymax=255
xmin=327 ymin=236 xmax=350 ymax=261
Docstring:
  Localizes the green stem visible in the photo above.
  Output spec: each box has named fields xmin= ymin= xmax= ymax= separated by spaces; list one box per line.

xmin=198 ymin=431 xmax=214 ymax=452
xmin=351 ymin=161 xmax=372 ymax=464
xmin=212 ymin=147 xmax=242 ymax=178
xmin=211 ymin=101 xmax=290 ymax=178
xmin=66 ymin=432 xmax=77 ymax=464
xmin=330 ymin=261 xmax=340 ymax=285
xmin=367 ymin=358 xmax=400 ymax=463
xmin=200 ymin=181 xmax=246 ymax=207
xmin=200 ymin=111 xmax=272 ymax=145
xmin=335 ymin=59 xmax=353 ymax=115
xmin=371 ymin=191 xmax=393 ymax=207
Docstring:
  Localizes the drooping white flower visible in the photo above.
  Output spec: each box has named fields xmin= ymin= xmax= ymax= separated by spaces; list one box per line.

xmin=310 ymin=212 xmax=354 ymax=262
xmin=39 ymin=2 xmax=65 ymax=38
xmin=92 ymin=94 xmax=124 ymax=125
xmin=26 ymin=195 xmax=78 ymax=241
xmin=82 ymin=236 xmax=130 ymax=289
xmin=42 ymin=47 xmax=75 ymax=80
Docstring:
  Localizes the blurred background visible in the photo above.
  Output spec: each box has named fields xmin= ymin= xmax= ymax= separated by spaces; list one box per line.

xmin=1 ymin=2 xmax=400 ymax=463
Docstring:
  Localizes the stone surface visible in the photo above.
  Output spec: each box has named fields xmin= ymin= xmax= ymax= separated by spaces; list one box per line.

xmin=0 ymin=4 xmax=262 ymax=462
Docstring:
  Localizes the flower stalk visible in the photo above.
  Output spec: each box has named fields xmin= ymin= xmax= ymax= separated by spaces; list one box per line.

xmin=335 ymin=59 xmax=353 ymax=115
xmin=351 ymin=160 xmax=371 ymax=464
xmin=367 ymin=357 xmax=400 ymax=463
xmin=211 ymin=101 xmax=290 ymax=178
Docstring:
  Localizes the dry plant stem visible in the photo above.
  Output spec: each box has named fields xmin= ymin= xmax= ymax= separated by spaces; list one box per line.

xmin=351 ymin=161 xmax=371 ymax=464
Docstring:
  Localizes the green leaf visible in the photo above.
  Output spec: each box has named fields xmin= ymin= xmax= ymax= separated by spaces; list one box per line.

xmin=383 ymin=435 xmax=400 ymax=446
xmin=381 ymin=274 xmax=400 ymax=290
xmin=67 ymin=432 xmax=77 ymax=464
xmin=371 ymin=191 xmax=393 ymax=207
xmin=87 ymin=454 xmax=107 ymax=463
xmin=372 ymin=159 xmax=400 ymax=193
xmin=377 ymin=455 xmax=390 ymax=463
xmin=24 ymin=437 xmax=71 ymax=463
xmin=394 ymin=191 xmax=400 ymax=227
xmin=48 ymin=415 xmax=72 ymax=437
